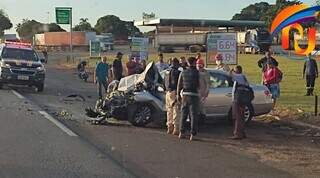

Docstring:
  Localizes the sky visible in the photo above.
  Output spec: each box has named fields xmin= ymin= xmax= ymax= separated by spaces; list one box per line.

xmin=0 ymin=0 xmax=316 ymax=34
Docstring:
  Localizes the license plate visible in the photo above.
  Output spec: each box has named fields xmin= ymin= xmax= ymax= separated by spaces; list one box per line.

xmin=17 ymin=75 xmax=29 ymax=80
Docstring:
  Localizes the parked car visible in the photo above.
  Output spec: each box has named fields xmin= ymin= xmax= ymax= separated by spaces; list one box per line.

xmin=86 ymin=62 xmax=273 ymax=127
xmin=0 ymin=41 xmax=46 ymax=91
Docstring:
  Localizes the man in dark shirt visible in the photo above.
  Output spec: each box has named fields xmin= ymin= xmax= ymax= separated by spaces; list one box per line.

xmin=165 ymin=58 xmax=181 ymax=136
xmin=303 ymin=55 xmax=318 ymax=96
xmin=112 ymin=52 xmax=124 ymax=81
xmin=258 ymin=51 xmax=279 ymax=83
xmin=177 ymin=57 xmax=200 ymax=141
xmin=94 ymin=57 xmax=109 ymax=99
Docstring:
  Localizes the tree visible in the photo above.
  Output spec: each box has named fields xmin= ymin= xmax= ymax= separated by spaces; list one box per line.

xmin=73 ymin=18 xmax=95 ymax=32
xmin=232 ymin=0 xmax=301 ymax=27
xmin=232 ymin=2 xmax=270 ymax=21
xmin=261 ymin=0 xmax=301 ymax=26
xmin=94 ymin=15 xmax=141 ymax=40
xmin=16 ymin=19 xmax=65 ymax=41
xmin=0 ymin=9 xmax=13 ymax=37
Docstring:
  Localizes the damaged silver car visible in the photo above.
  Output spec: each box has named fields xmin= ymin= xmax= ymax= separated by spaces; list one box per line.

xmin=86 ymin=62 xmax=273 ymax=127
xmin=86 ymin=62 xmax=166 ymax=127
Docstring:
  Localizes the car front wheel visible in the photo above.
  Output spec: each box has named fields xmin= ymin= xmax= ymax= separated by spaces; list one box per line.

xmin=243 ymin=104 xmax=254 ymax=124
xmin=228 ymin=104 xmax=254 ymax=125
xmin=129 ymin=104 xmax=153 ymax=127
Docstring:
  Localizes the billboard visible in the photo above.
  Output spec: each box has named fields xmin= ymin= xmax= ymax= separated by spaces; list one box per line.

xmin=206 ymin=33 xmax=237 ymax=65
xmin=130 ymin=37 xmax=149 ymax=60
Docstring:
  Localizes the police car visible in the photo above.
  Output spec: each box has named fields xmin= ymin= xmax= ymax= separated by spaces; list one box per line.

xmin=0 ymin=41 xmax=46 ymax=91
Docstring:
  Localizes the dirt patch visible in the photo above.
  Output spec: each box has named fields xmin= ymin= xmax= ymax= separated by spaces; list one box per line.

xmin=215 ymin=120 xmax=320 ymax=177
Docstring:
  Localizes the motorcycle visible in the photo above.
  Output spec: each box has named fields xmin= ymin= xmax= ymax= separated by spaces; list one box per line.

xmin=78 ymin=71 xmax=89 ymax=82
xmin=85 ymin=62 xmax=166 ymax=127
xmin=77 ymin=61 xmax=89 ymax=82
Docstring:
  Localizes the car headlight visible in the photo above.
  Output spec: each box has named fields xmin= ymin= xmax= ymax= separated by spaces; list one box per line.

xmin=0 ymin=61 xmax=10 ymax=68
xmin=36 ymin=65 xmax=45 ymax=72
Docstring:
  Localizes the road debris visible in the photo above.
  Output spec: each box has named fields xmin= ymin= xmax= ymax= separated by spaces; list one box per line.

xmin=61 ymin=94 xmax=86 ymax=102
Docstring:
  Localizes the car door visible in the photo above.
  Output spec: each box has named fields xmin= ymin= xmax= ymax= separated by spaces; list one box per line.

xmin=205 ymin=71 xmax=234 ymax=117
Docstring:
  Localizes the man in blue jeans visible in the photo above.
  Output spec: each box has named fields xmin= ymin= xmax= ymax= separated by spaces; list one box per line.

xmin=94 ymin=57 xmax=109 ymax=99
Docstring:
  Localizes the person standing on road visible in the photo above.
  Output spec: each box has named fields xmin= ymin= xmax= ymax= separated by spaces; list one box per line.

xmin=196 ymin=58 xmax=210 ymax=123
xmin=229 ymin=65 xmax=250 ymax=140
xmin=303 ymin=54 xmax=318 ymax=96
xmin=112 ymin=52 xmax=124 ymax=81
xmin=165 ymin=58 xmax=181 ymax=136
xmin=177 ymin=57 xmax=200 ymax=141
xmin=215 ymin=54 xmax=230 ymax=72
xmin=94 ymin=57 xmax=109 ymax=99
xmin=42 ymin=49 xmax=48 ymax=63
xmin=126 ymin=57 xmax=138 ymax=76
xmin=179 ymin=56 xmax=187 ymax=71
xmin=155 ymin=53 xmax=169 ymax=72
xmin=258 ymin=51 xmax=279 ymax=83
xmin=263 ymin=61 xmax=282 ymax=109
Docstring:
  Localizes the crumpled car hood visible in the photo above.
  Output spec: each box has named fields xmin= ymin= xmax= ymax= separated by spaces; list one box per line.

xmin=117 ymin=62 xmax=162 ymax=92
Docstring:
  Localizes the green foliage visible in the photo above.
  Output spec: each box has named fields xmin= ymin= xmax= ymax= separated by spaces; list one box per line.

xmin=16 ymin=19 xmax=65 ymax=41
xmin=94 ymin=15 xmax=141 ymax=40
xmin=233 ymin=0 xmax=302 ymax=28
xmin=0 ymin=9 xmax=13 ymax=37
xmin=232 ymin=2 xmax=270 ymax=21
xmin=73 ymin=18 xmax=95 ymax=32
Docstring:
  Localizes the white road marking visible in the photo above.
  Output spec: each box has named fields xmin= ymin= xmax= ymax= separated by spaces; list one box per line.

xmin=12 ymin=90 xmax=25 ymax=99
xmin=38 ymin=111 xmax=78 ymax=137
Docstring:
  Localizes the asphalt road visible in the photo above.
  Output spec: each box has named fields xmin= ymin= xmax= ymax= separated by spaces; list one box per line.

xmin=1 ymin=61 xmax=320 ymax=177
xmin=0 ymin=89 xmax=134 ymax=178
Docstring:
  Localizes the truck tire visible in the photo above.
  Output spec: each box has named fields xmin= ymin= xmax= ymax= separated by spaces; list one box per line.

xmin=0 ymin=82 xmax=3 ymax=89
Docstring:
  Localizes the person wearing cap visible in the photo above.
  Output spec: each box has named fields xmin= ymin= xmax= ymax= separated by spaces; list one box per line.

xmin=164 ymin=58 xmax=181 ymax=135
xmin=112 ymin=52 xmax=124 ymax=81
xmin=196 ymin=58 xmax=210 ymax=123
xmin=303 ymin=54 xmax=318 ymax=96
xmin=215 ymin=54 xmax=230 ymax=72
xmin=155 ymin=53 xmax=169 ymax=72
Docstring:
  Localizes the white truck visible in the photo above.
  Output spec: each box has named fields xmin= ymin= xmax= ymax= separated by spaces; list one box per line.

xmin=155 ymin=29 xmax=271 ymax=53
xmin=155 ymin=33 xmax=207 ymax=53
xmin=2 ymin=34 xmax=18 ymax=42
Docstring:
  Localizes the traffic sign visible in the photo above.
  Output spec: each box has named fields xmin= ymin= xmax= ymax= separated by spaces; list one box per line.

xmin=90 ymin=41 xmax=101 ymax=57
xmin=55 ymin=7 xmax=71 ymax=24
